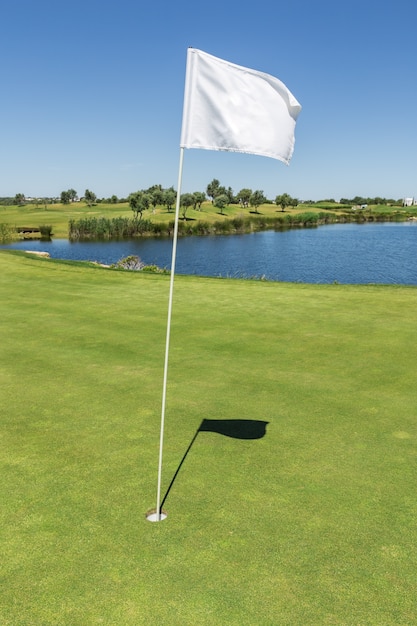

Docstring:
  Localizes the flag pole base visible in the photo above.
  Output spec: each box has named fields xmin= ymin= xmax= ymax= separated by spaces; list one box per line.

xmin=146 ymin=508 xmax=168 ymax=522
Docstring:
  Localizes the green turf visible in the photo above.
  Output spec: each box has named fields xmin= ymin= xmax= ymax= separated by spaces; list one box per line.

xmin=0 ymin=202 xmax=134 ymax=238
xmin=0 ymin=251 xmax=416 ymax=625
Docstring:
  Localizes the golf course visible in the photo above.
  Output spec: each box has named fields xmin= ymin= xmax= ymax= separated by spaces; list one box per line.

xmin=0 ymin=249 xmax=416 ymax=624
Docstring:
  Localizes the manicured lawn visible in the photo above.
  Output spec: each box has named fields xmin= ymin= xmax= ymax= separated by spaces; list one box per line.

xmin=0 ymin=251 xmax=416 ymax=624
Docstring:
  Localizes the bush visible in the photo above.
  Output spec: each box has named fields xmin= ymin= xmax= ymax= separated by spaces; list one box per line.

xmin=0 ymin=223 xmax=17 ymax=242
xmin=112 ymin=255 xmax=145 ymax=271
xmin=39 ymin=225 xmax=53 ymax=239
xmin=230 ymin=216 xmax=245 ymax=232
xmin=141 ymin=265 xmax=170 ymax=274
xmin=110 ymin=256 xmax=168 ymax=273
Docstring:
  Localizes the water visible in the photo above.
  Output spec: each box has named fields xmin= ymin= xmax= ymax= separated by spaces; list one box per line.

xmin=1 ymin=222 xmax=416 ymax=285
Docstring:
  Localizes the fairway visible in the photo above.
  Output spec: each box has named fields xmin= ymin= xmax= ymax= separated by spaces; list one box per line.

xmin=0 ymin=251 xmax=416 ymax=625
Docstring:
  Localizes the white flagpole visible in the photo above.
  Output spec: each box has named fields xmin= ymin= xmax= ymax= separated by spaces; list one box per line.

xmin=150 ymin=146 xmax=185 ymax=522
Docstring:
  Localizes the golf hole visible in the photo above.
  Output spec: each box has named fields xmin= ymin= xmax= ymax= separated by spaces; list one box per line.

xmin=146 ymin=508 xmax=168 ymax=522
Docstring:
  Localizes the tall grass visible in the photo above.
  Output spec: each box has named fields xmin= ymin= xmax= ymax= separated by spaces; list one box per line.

xmin=68 ymin=212 xmax=346 ymax=241
xmin=39 ymin=224 xmax=53 ymax=239
xmin=68 ymin=217 xmax=164 ymax=240
xmin=0 ymin=223 xmax=17 ymax=242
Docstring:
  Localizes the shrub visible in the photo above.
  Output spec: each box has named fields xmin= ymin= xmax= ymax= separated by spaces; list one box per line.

xmin=39 ymin=225 xmax=53 ymax=239
xmin=194 ymin=220 xmax=212 ymax=235
xmin=230 ymin=216 xmax=245 ymax=232
xmin=112 ymin=255 xmax=145 ymax=271
xmin=141 ymin=265 xmax=170 ymax=274
xmin=0 ymin=223 xmax=17 ymax=242
xmin=110 ymin=256 xmax=168 ymax=273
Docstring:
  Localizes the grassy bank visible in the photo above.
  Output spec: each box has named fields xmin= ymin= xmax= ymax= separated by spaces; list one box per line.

xmin=0 ymin=251 xmax=416 ymax=624
xmin=1 ymin=200 xmax=414 ymax=240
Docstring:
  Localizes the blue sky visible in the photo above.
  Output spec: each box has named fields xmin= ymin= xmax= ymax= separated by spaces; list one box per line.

xmin=1 ymin=0 xmax=416 ymax=201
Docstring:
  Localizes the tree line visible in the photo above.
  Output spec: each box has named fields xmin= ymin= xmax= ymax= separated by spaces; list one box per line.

xmin=9 ymin=181 xmax=297 ymax=211
xmin=126 ymin=180 xmax=300 ymax=220
xmin=2 ymin=187 xmax=404 ymax=209
xmin=338 ymin=196 xmax=399 ymax=206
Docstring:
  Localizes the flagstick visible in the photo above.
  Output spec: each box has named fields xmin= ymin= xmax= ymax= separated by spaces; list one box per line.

xmin=148 ymin=147 xmax=185 ymax=522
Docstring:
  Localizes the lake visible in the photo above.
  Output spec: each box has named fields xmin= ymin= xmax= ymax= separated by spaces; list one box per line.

xmin=1 ymin=222 xmax=416 ymax=285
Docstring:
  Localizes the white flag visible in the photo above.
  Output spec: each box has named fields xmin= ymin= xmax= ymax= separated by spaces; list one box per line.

xmin=180 ymin=48 xmax=301 ymax=165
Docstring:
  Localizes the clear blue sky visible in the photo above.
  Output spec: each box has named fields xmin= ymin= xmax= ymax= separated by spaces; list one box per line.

xmin=1 ymin=0 xmax=416 ymax=201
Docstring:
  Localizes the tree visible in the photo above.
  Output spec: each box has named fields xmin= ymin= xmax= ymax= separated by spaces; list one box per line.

xmin=143 ymin=193 xmax=152 ymax=214
xmin=192 ymin=191 xmax=206 ymax=210
xmin=275 ymin=193 xmax=292 ymax=212
xmin=60 ymin=190 xmax=71 ymax=204
xmin=180 ymin=193 xmax=195 ymax=219
xmin=146 ymin=184 xmax=163 ymax=194
xmin=214 ymin=194 xmax=229 ymax=215
xmin=236 ymin=188 xmax=252 ymax=207
xmin=206 ymin=179 xmax=220 ymax=203
xmin=129 ymin=191 xmax=151 ymax=220
xmin=61 ymin=189 xmax=77 ymax=204
xmin=249 ymin=190 xmax=266 ymax=213
xmin=163 ymin=188 xmax=176 ymax=213
xmin=110 ymin=195 xmax=119 ymax=204
xmin=129 ymin=192 xmax=140 ymax=219
xmin=150 ymin=188 xmax=164 ymax=212
xmin=216 ymin=185 xmax=228 ymax=198
xmin=84 ymin=189 xmax=97 ymax=207
xmin=13 ymin=193 xmax=25 ymax=205
xmin=225 ymin=186 xmax=235 ymax=203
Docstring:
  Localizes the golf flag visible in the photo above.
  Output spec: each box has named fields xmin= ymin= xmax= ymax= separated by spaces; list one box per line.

xmin=180 ymin=48 xmax=302 ymax=165
xmin=150 ymin=49 xmax=300 ymax=522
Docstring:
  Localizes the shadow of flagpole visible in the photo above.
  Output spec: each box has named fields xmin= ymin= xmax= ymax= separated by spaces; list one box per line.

xmin=160 ymin=426 xmax=200 ymax=510
xmin=160 ymin=419 xmax=268 ymax=509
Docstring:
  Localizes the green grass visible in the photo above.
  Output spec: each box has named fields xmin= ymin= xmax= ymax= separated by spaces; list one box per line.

xmin=1 ymin=251 xmax=416 ymax=625
xmin=0 ymin=202 xmax=133 ymax=238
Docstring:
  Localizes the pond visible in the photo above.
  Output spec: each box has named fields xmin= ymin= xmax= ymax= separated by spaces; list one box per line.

xmin=1 ymin=221 xmax=416 ymax=285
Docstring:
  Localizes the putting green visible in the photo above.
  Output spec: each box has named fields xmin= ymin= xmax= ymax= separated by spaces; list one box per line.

xmin=1 ymin=251 xmax=416 ymax=625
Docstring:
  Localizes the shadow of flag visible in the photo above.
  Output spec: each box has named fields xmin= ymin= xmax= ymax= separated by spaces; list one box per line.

xmin=160 ymin=418 xmax=269 ymax=508
xmin=199 ymin=419 xmax=268 ymax=439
